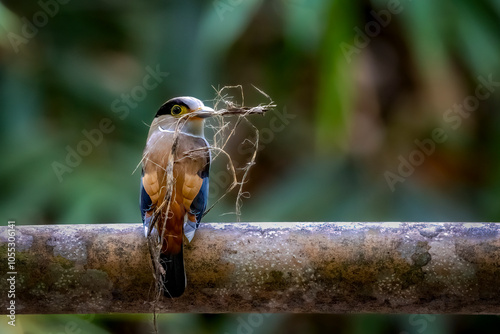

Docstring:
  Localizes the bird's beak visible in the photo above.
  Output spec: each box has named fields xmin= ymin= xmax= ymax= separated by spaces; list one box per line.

xmin=193 ymin=106 xmax=215 ymax=119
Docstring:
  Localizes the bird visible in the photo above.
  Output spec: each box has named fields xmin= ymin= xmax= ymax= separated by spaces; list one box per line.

xmin=140 ymin=96 xmax=213 ymax=297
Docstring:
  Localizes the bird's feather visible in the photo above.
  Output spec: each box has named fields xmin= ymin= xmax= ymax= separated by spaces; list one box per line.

xmin=184 ymin=162 xmax=209 ymax=241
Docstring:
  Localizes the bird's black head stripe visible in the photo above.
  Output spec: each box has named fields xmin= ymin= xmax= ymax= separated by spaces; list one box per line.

xmin=155 ymin=98 xmax=190 ymax=117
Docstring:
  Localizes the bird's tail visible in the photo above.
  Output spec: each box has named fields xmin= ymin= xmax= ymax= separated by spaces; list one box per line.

xmin=159 ymin=244 xmax=186 ymax=298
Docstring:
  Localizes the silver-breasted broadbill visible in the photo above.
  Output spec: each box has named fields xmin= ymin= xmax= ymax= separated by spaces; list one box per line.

xmin=140 ymin=96 xmax=212 ymax=297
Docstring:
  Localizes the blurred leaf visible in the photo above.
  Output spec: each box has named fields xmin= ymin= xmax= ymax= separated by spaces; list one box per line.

xmin=315 ymin=0 xmax=358 ymax=153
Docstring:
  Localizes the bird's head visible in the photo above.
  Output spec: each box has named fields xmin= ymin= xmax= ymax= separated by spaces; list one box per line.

xmin=152 ymin=96 xmax=214 ymax=137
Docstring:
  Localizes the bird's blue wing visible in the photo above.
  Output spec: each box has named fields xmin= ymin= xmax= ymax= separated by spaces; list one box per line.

xmin=184 ymin=163 xmax=209 ymax=241
xmin=140 ymin=169 xmax=153 ymax=236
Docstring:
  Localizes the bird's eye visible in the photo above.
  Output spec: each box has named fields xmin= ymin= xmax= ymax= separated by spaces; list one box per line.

xmin=171 ymin=105 xmax=183 ymax=115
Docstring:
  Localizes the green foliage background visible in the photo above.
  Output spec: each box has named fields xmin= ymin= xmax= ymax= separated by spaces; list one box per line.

xmin=0 ymin=0 xmax=499 ymax=333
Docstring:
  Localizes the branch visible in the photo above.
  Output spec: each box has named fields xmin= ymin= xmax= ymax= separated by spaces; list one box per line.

xmin=1 ymin=223 xmax=499 ymax=314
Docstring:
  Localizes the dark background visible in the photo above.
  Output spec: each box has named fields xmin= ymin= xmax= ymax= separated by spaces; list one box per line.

xmin=1 ymin=0 xmax=499 ymax=333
